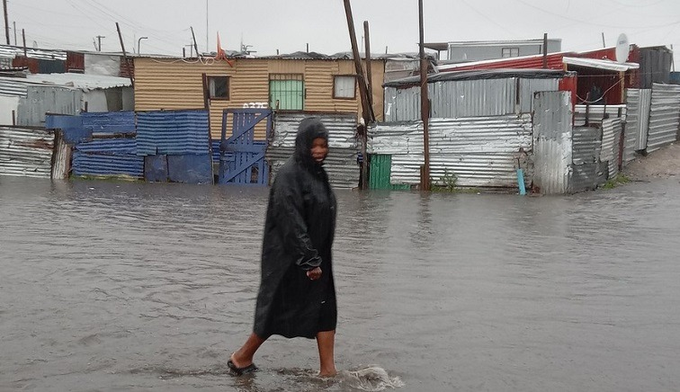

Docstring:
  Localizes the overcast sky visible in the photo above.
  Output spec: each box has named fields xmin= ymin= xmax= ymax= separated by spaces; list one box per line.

xmin=7 ymin=0 xmax=680 ymax=59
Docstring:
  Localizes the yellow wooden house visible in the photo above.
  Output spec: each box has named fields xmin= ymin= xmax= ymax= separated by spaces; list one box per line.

xmin=133 ymin=55 xmax=386 ymax=140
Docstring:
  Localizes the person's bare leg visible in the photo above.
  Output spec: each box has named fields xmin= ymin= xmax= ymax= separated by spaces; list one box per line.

xmin=231 ymin=333 xmax=266 ymax=368
xmin=316 ymin=330 xmax=337 ymax=377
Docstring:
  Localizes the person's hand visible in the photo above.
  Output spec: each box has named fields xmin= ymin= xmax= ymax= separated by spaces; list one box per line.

xmin=306 ymin=267 xmax=322 ymax=280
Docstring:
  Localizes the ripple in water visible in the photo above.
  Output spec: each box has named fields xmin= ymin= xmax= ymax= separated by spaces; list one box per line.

xmin=341 ymin=366 xmax=405 ymax=391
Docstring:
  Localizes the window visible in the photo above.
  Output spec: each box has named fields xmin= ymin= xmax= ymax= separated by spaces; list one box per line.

xmin=333 ymin=75 xmax=356 ymax=99
xmin=207 ymin=76 xmax=229 ymax=99
xmin=502 ymin=47 xmax=520 ymax=58
xmin=269 ymin=74 xmax=304 ymax=111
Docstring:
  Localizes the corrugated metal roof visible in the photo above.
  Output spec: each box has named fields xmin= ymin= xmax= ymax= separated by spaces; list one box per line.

xmin=438 ymin=52 xmax=573 ymax=73
xmin=384 ymin=68 xmax=568 ymax=87
xmin=26 ymin=73 xmax=131 ymax=90
xmin=0 ymin=76 xmax=47 ymax=97
xmin=563 ymin=57 xmax=639 ymax=72
xmin=82 ymin=112 xmax=136 ymax=135
xmin=136 ymin=110 xmax=210 ymax=156
xmin=0 ymin=126 xmax=54 ymax=178
xmin=0 ymin=45 xmax=67 ymax=61
xmin=533 ymin=91 xmax=572 ymax=194
xmin=646 ymin=83 xmax=680 ymax=153
xmin=272 ymin=112 xmax=358 ymax=149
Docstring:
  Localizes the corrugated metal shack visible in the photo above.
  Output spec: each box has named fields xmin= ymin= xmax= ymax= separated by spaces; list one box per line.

xmin=374 ymin=69 xmax=568 ymax=189
xmin=0 ymin=73 xmax=133 ymax=127
xmin=268 ymin=112 xmax=359 ymax=189
xmin=437 ymin=45 xmax=645 ymax=105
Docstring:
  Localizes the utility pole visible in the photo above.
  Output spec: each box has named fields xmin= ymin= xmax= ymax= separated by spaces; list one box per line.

xmin=96 ymin=35 xmax=105 ymax=51
xmin=601 ymin=32 xmax=606 ymax=48
xmin=13 ymin=20 xmax=16 ymax=45
xmin=116 ymin=23 xmax=134 ymax=87
xmin=542 ymin=32 xmax=548 ymax=69
xmin=3 ymin=0 xmax=10 ymax=45
xmin=206 ymin=0 xmax=209 ymax=52
xmin=418 ymin=0 xmax=431 ymax=191
xmin=343 ymin=0 xmax=373 ymax=190
xmin=21 ymin=28 xmax=25 ymax=57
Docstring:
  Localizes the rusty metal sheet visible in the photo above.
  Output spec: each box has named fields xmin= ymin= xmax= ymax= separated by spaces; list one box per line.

xmin=0 ymin=126 xmax=54 ymax=178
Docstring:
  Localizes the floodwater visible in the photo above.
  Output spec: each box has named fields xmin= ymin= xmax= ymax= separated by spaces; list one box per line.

xmin=1 ymin=176 xmax=680 ymax=392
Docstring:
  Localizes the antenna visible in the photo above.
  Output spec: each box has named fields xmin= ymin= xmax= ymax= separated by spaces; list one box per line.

xmin=615 ymin=33 xmax=629 ymax=63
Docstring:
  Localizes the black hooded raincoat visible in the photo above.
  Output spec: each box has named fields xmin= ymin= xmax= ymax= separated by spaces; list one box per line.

xmin=253 ymin=118 xmax=337 ymax=339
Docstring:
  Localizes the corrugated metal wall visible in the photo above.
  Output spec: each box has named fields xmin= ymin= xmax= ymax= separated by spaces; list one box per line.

xmin=134 ymin=58 xmax=383 ymax=141
xmin=385 ymin=77 xmax=560 ymax=121
xmin=571 ymin=127 xmax=605 ymax=193
xmin=267 ymin=112 xmax=359 ymax=189
xmin=601 ymin=118 xmax=623 ymax=178
xmin=533 ymin=91 xmax=572 ymax=195
xmin=136 ymin=110 xmax=210 ymax=156
xmin=16 ymin=86 xmax=82 ymax=126
xmin=623 ymin=89 xmax=651 ymax=161
xmin=271 ymin=112 xmax=358 ymax=149
xmin=368 ymin=114 xmax=533 ymax=188
xmin=646 ymin=83 xmax=680 ymax=153
xmin=72 ymin=138 xmax=143 ymax=178
xmin=429 ymin=78 xmax=516 ymax=119
xmin=0 ymin=126 xmax=54 ymax=178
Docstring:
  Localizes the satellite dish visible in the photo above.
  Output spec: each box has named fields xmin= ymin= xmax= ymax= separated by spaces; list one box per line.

xmin=615 ymin=33 xmax=629 ymax=63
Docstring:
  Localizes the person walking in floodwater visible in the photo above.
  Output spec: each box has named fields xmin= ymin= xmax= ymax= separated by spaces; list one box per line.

xmin=228 ymin=117 xmax=338 ymax=377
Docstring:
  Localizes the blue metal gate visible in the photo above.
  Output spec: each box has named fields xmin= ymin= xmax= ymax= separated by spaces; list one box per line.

xmin=218 ymin=108 xmax=272 ymax=185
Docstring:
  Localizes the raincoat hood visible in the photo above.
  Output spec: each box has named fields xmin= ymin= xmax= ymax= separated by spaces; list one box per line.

xmin=294 ymin=117 xmax=329 ymax=167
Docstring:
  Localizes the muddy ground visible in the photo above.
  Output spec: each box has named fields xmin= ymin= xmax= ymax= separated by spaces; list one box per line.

xmin=623 ymin=142 xmax=680 ymax=181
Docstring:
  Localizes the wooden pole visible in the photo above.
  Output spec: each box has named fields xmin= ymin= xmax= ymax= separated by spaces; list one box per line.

xmin=363 ymin=21 xmax=374 ymax=110
xmin=542 ymin=33 xmax=548 ymax=69
xmin=116 ymin=23 xmax=134 ymax=87
xmin=343 ymin=0 xmax=373 ymax=190
xmin=419 ymin=0 xmax=431 ymax=191
xmin=3 ymin=0 xmax=9 ymax=45
xmin=21 ymin=28 xmax=26 ymax=57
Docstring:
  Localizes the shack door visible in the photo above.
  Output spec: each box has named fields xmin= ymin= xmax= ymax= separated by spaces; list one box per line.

xmin=219 ymin=108 xmax=272 ymax=185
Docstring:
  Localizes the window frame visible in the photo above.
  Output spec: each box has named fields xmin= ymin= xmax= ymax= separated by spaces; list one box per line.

xmin=501 ymin=47 xmax=520 ymax=58
xmin=206 ymin=75 xmax=230 ymax=100
xmin=333 ymin=75 xmax=357 ymax=100
xmin=269 ymin=73 xmax=305 ymax=111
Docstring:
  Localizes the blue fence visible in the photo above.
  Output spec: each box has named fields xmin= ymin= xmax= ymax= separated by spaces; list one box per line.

xmin=46 ymin=110 xmax=213 ymax=183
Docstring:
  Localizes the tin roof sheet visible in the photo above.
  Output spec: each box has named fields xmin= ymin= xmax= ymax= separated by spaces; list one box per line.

xmin=563 ymin=57 xmax=639 ymax=71
xmin=25 ymin=73 xmax=131 ymax=90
